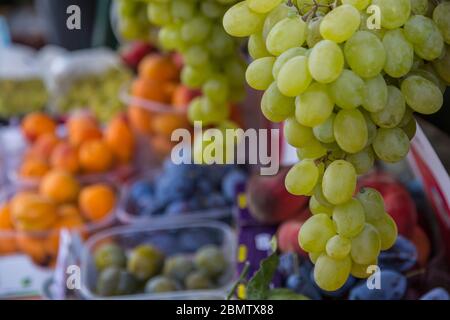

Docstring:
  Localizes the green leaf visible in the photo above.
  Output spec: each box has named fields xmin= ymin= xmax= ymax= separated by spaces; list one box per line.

xmin=246 ymin=252 xmax=279 ymax=300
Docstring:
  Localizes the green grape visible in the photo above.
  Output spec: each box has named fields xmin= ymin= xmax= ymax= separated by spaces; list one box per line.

xmin=322 ymin=160 xmax=357 ymax=205
xmin=329 ymin=70 xmax=366 ymax=110
xmin=370 ymin=214 xmax=398 ymax=250
xmin=309 ymin=195 xmax=333 ymax=216
xmin=188 ymin=98 xmax=205 ymax=123
xmin=277 ymin=56 xmax=312 ymax=97
xmin=147 ymin=2 xmax=172 ymax=26
xmin=207 ymin=26 xmax=235 ymax=58
xmin=332 ymin=198 xmax=366 ymax=238
xmin=433 ymin=2 xmax=450 ymax=44
xmin=334 ymin=109 xmax=368 ymax=154
xmin=272 ymin=47 xmax=308 ymax=79
xmin=185 ymin=45 xmax=209 ymax=67
xmin=285 ymin=160 xmax=320 ymax=196
xmin=411 ymin=68 xmax=446 ymax=94
xmin=355 ymin=187 xmax=385 ymax=223
xmin=306 ymin=16 xmax=323 ymax=48
xmin=181 ymin=16 xmax=212 ymax=44
xmin=262 ymin=3 xmax=296 ymax=39
xmin=158 ymin=24 xmax=182 ymax=51
xmin=411 ymin=0 xmax=429 ymax=15
xmin=313 ymin=113 xmax=335 ymax=144
xmin=299 ymin=214 xmax=336 ymax=253
xmin=181 ymin=65 xmax=209 ymax=88
xmin=404 ymin=15 xmax=444 ymax=61
xmin=223 ymin=1 xmax=266 ymax=37
xmin=358 ymin=11 xmax=385 ymax=40
xmin=261 ymin=82 xmax=295 ymax=122
xmin=346 ymin=147 xmax=375 ymax=175
xmin=308 ymin=40 xmax=344 ymax=84
xmin=200 ymin=97 xmax=230 ymax=125
xmin=373 ymin=128 xmax=410 ymax=163
xmin=314 ymin=254 xmax=351 ymax=291
xmin=266 ymin=16 xmax=307 ymax=56
xmin=284 ymin=117 xmax=315 ymax=148
xmin=171 ymin=0 xmax=195 ymax=21
xmin=326 ymin=235 xmax=352 ymax=260
xmin=313 ymin=182 xmax=334 ymax=208
xmin=362 ymin=110 xmax=377 ymax=146
xmin=342 ymin=0 xmax=370 ymax=10
xmin=362 ymin=74 xmax=388 ymax=113
xmin=432 ymin=45 xmax=450 ymax=84
xmin=401 ymin=117 xmax=417 ymax=140
xmin=295 ymin=82 xmax=334 ymax=127
xmin=248 ymin=32 xmax=270 ymax=59
xmin=401 ymin=75 xmax=443 ymax=114
xmin=370 ymin=85 xmax=406 ymax=128
xmin=372 ymin=0 xmax=411 ymax=30
xmin=351 ymin=260 xmax=377 ymax=279
xmin=203 ymin=75 xmax=229 ymax=103
xmin=201 ymin=1 xmax=226 ymax=19
xmin=344 ymin=31 xmax=386 ymax=78
xmin=225 ymin=59 xmax=246 ymax=86
xmin=320 ymin=4 xmax=360 ymax=43
xmin=296 ymin=138 xmax=327 ymax=160
xmin=309 ymin=252 xmax=321 ymax=264
xmin=248 ymin=0 xmax=283 ymax=14
xmin=382 ymin=29 xmax=414 ymax=78
xmin=398 ymin=107 xmax=413 ymax=128
xmin=246 ymin=57 xmax=275 ymax=90
xmin=350 ymin=224 xmax=381 ymax=265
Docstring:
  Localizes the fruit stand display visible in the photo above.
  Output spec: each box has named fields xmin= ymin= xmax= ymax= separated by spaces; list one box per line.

xmin=0 ymin=0 xmax=449 ymax=301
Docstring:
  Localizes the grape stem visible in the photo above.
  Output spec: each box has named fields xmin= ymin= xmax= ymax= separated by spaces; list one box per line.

xmin=226 ymin=262 xmax=250 ymax=300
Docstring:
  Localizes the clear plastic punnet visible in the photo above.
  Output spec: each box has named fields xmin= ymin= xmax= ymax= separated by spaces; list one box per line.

xmin=80 ymin=221 xmax=236 ymax=300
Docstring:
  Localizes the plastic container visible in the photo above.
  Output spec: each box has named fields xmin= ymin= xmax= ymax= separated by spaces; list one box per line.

xmin=0 ymin=183 xmax=118 ymax=267
xmin=46 ymin=48 xmax=132 ymax=122
xmin=120 ymin=80 xmax=192 ymax=161
xmin=80 ymin=221 xmax=236 ymax=300
xmin=0 ymin=45 xmax=49 ymax=118
xmin=117 ymin=170 xmax=232 ymax=225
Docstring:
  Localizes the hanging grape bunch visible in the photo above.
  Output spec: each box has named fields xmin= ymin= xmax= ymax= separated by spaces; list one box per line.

xmin=223 ymin=0 xmax=449 ymax=291
xmin=143 ymin=0 xmax=247 ymax=126
xmin=116 ymin=0 xmax=153 ymax=40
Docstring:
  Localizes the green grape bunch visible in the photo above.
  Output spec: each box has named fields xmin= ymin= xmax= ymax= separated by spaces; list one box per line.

xmin=119 ymin=0 xmax=247 ymax=127
xmin=223 ymin=0 xmax=449 ymax=291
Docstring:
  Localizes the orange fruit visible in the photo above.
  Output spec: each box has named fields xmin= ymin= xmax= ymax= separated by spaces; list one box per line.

xmin=29 ymin=133 xmax=61 ymax=159
xmin=131 ymin=78 xmax=170 ymax=103
xmin=151 ymin=113 xmax=189 ymax=137
xmin=78 ymin=139 xmax=114 ymax=173
xmin=128 ymin=106 xmax=153 ymax=135
xmin=16 ymin=233 xmax=51 ymax=266
xmin=67 ymin=114 xmax=103 ymax=147
xmin=0 ymin=204 xmax=17 ymax=254
xmin=79 ymin=184 xmax=116 ymax=222
xmin=138 ymin=54 xmax=179 ymax=82
xmin=21 ymin=112 xmax=56 ymax=142
xmin=19 ymin=158 xmax=50 ymax=178
xmin=104 ymin=114 xmax=135 ymax=164
xmin=50 ymin=142 xmax=80 ymax=173
xmin=10 ymin=192 xmax=58 ymax=232
xmin=39 ymin=169 xmax=80 ymax=204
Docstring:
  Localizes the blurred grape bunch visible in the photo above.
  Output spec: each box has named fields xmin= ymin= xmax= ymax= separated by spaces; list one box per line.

xmin=0 ymin=78 xmax=48 ymax=118
xmin=55 ymin=67 xmax=132 ymax=122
